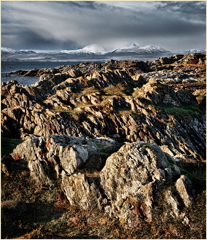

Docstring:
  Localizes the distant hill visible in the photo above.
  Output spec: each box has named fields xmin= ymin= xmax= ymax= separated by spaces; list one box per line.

xmin=1 ymin=47 xmax=36 ymax=54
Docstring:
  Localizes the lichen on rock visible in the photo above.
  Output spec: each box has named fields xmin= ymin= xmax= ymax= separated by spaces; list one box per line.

xmin=99 ymin=142 xmax=183 ymax=227
xmin=50 ymin=140 xmax=195 ymax=228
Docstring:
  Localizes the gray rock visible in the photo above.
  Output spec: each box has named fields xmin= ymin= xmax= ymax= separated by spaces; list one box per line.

xmin=165 ymin=190 xmax=180 ymax=217
xmin=99 ymin=142 xmax=182 ymax=227
xmin=175 ymin=175 xmax=195 ymax=207
xmin=62 ymin=172 xmax=102 ymax=210
xmin=61 ymin=141 xmax=194 ymax=228
xmin=11 ymin=135 xmax=100 ymax=185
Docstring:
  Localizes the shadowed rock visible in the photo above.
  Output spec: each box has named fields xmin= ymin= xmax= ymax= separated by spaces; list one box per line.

xmin=1 ymin=200 xmax=27 ymax=220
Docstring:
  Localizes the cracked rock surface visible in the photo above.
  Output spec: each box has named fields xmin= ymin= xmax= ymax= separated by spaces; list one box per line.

xmin=10 ymin=138 xmax=196 ymax=228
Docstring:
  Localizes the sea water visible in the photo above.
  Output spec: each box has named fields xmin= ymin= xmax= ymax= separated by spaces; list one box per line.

xmin=1 ymin=61 xmax=83 ymax=85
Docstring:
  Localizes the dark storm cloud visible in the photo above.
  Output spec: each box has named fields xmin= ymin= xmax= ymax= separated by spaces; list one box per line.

xmin=61 ymin=40 xmax=82 ymax=50
xmin=1 ymin=1 xmax=206 ymax=52
xmin=3 ymin=28 xmax=82 ymax=50
xmin=13 ymin=30 xmax=61 ymax=50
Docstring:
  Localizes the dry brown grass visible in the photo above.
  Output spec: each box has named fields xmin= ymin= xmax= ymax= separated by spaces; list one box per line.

xmin=1 ymin=139 xmax=206 ymax=239
xmin=80 ymin=86 xmax=100 ymax=96
xmin=1 ymin=166 xmax=206 ymax=239
xmin=103 ymin=83 xmax=127 ymax=97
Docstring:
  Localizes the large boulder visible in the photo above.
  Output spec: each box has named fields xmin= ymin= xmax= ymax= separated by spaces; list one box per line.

xmin=99 ymin=142 xmax=186 ymax=227
xmin=61 ymin=141 xmax=195 ymax=228
xmin=11 ymin=135 xmax=99 ymax=185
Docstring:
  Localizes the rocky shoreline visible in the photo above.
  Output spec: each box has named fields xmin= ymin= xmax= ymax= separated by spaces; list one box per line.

xmin=1 ymin=53 xmax=206 ymax=233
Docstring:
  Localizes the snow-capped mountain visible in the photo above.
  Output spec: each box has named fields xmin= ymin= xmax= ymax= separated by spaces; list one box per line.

xmin=121 ymin=42 xmax=139 ymax=49
xmin=115 ymin=42 xmax=140 ymax=52
xmin=2 ymin=44 xmax=205 ymax=63
xmin=60 ymin=44 xmax=107 ymax=55
xmin=178 ymin=49 xmax=206 ymax=54
xmin=111 ymin=42 xmax=140 ymax=53
xmin=139 ymin=45 xmax=169 ymax=53
xmin=19 ymin=50 xmax=36 ymax=54
xmin=1 ymin=47 xmax=36 ymax=54
xmin=112 ymin=43 xmax=169 ymax=54
xmin=1 ymin=47 xmax=17 ymax=53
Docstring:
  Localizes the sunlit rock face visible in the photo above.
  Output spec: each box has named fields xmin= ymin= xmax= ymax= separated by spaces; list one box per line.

xmin=8 ymin=135 xmax=196 ymax=228
xmin=99 ymin=142 xmax=191 ymax=227
xmin=11 ymin=135 xmax=99 ymax=185
xmin=61 ymin=141 xmax=195 ymax=228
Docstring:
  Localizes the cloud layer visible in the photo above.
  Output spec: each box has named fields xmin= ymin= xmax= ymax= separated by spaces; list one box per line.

xmin=1 ymin=1 xmax=206 ymax=51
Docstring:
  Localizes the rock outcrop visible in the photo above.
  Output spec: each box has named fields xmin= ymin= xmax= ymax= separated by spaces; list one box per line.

xmin=1 ymin=53 xmax=205 ymax=228
xmin=62 ymin=172 xmax=103 ymax=211
xmin=9 ymin=138 xmax=196 ymax=227
xmin=1 ymin=54 xmax=206 ymax=163
xmin=11 ymin=135 xmax=99 ymax=185
xmin=98 ymin=142 xmax=194 ymax=227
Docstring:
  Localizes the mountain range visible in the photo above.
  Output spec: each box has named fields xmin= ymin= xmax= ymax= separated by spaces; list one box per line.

xmin=1 ymin=47 xmax=36 ymax=54
xmin=111 ymin=42 xmax=169 ymax=54
xmin=2 ymin=43 xmax=206 ymax=56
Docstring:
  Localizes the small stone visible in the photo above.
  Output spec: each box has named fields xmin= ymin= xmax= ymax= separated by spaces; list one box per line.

xmin=182 ymin=216 xmax=190 ymax=225
xmin=175 ymin=175 xmax=195 ymax=207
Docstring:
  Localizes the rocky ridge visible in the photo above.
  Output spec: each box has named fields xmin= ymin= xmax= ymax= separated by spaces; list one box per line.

xmin=2 ymin=54 xmax=206 ymax=161
xmin=1 ymin=53 xmax=206 ymax=228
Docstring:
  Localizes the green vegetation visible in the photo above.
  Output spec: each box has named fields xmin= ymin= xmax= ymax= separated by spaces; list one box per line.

xmin=1 ymin=137 xmax=23 ymax=156
xmin=177 ymin=161 xmax=206 ymax=194
xmin=72 ymin=83 xmax=133 ymax=99
xmin=103 ymin=83 xmax=127 ymax=97
xmin=95 ymin=142 xmax=121 ymax=158
xmin=79 ymin=86 xmax=100 ymax=96
xmin=117 ymin=109 xmax=133 ymax=117
xmin=161 ymin=105 xmax=201 ymax=115
xmin=78 ymin=142 xmax=121 ymax=175
xmin=61 ymin=109 xmax=88 ymax=123
xmin=141 ymin=143 xmax=152 ymax=149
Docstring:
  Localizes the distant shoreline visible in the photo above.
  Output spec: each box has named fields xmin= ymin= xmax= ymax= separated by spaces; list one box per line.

xmin=1 ymin=52 xmax=182 ymax=63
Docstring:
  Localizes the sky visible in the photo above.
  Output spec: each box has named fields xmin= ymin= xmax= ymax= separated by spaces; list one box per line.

xmin=1 ymin=1 xmax=206 ymax=52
